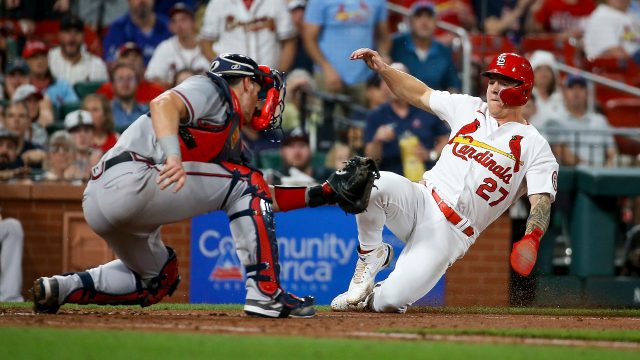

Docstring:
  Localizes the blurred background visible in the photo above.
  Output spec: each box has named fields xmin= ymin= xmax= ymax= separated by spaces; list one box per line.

xmin=0 ymin=0 xmax=639 ymax=307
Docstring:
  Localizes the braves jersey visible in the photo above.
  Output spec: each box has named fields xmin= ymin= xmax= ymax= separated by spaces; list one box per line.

xmin=199 ymin=0 xmax=296 ymax=67
xmin=101 ymin=75 xmax=229 ymax=164
xmin=423 ymin=90 xmax=559 ymax=234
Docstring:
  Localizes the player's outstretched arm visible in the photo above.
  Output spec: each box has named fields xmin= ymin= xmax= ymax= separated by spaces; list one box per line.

xmin=150 ymin=91 xmax=188 ymax=193
xmin=350 ymin=48 xmax=434 ymax=113
xmin=510 ymin=193 xmax=552 ymax=277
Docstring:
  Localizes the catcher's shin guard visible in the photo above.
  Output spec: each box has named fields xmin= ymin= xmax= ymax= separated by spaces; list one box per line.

xmin=65 ymin=247 xmax=181 ymax=307
xmin=224 ymin=162 xmax=281 ymax=297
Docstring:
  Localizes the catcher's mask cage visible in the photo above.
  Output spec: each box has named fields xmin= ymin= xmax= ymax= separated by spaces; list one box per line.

xmin=209 ymin=53 xmax=286 ymax=135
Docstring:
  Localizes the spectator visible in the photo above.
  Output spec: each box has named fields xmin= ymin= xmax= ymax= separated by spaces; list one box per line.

xmin=288 ymin=0 xmax=314 ymax=73
xmin=103 ymin=0 xmax=172 ymax=64
xmin=82 ymin=94 xmax=119 ymax=153
xmin=390 ymin=2 xmax=461 ymax=92
xmin=23 ymin=41 xmax=79 ymax=108
xmin=2 ymin=59 xmax=30 ymax=102
xmin=110 ymin=63 xmax=149 ymax=128
xmin=43 ymin=130 xmax=83 ymax=182
xmin=554 ymin=75 xmax=618 ymax=167
xmin=364 ymin=73 xmax=386 ymax=110
xmin=4 ymin=0 xmax=69 ymax=38
xmin=583 ymin=0 xmax=640 ymax=62
xmin=281 ymin=69 xmax=316 ymax=131
xmin=325 ymin=141 xmax=353 ymax=170
xmin=12 ymin=84 xmax=53 ymax=149
xmin=73 ymin=0 xmax=129 ymax=30
xmin=48 ymin=14 xmax=109 ymax=85
xmin=172 ymin=69 xmax=195 ymax=87
xmin=154 ymin=0 xmax=196 ymax=16
xmin=273 ymin=127 xmax=333 ymax=186
xmin=529 ymin=0 xmax=596 ymax=37
xmin=2 ymin=101 xmax=45 ymax=169
xmin=97 ymin=42 xmax=165 ymax=103
xmin=303 ymin=0 xmax=390 ymax=105
xmin=145 ymin=3 xmax=209 ymax=89
xmin=199 ymin=0 xmax=297 ymax=71
xmin=364 ymin=62 xmax=450 ymax=177
xmin=0 ymin=129 xmax=25 ymax=180
xmin=64 ymin=110 xmax=103 ymax=180
xmin=0 ymin=212 xmax=24 ymax=302
xmin=529 ymin=50 xmax=564 ymax=127
xmin=473 ymin=0 xmax=535 ymax=41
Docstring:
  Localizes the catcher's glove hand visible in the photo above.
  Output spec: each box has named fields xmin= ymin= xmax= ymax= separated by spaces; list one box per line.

xmin=326 ymin=156 xmax=380 ymax=214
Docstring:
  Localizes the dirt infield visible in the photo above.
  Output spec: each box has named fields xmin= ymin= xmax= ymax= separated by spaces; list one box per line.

xmin=2 ymin=307 xmax=639 ymax=349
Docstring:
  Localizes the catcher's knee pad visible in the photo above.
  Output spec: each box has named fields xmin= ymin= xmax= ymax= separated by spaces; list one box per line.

xmin=65 ymin=247 xmax=181 ymax=307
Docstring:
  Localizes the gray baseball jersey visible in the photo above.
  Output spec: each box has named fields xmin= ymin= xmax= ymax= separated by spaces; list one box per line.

xmin=100 ymin=75 xmax=230 ymax=166
xmin=53 ymin=74 xmax=276 ymax=307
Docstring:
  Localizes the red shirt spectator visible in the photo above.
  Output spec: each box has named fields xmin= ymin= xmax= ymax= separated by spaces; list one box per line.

xmin=96 ymin=80 xmax=165 ymax=103
xmin=532 ymin=0 xmax=596 ymax=35
xmin=97 ymin=42 xmax=165 ymax=103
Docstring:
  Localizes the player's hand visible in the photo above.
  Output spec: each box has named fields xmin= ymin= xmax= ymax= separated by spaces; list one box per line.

xmin=373 ymin=125 xmax=395 ymax=142
xmin=350 ymin=48 xmax=388 ymax=72
xmin=157 ymin=154 xmax=186 ymax=193
xmin=323 ymin=65 xmax=343 ymax=92
xmin=510 ymin=228 xmax=543 ymax=277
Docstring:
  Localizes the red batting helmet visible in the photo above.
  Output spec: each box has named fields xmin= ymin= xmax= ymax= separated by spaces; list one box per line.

xmin=481 ymin=53 xmax=534 ymax=107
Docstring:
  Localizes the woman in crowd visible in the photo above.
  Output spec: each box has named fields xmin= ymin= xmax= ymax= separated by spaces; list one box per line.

xmin=82 ymin=93 xmax=119 ymax=153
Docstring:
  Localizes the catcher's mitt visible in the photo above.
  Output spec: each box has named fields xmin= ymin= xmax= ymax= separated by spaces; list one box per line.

xmin=326 ymin=156 xmax=380 ymax=214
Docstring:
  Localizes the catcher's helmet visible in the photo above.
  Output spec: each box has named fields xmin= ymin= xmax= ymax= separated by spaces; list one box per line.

xmin=208 ymin=53 xmax=287 ymax=132
xmin=481 ymin=53 xmax=534 ymax=107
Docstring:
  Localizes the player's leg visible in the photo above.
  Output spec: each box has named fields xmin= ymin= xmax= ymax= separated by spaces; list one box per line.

xmin=223 ymin=163 xmax=315 ymax=318
xmin=340 ymin=171 xmax=423 ymax=305
xmin=32 ymin=164 xmax=180 ymax=313
xmin=0 ymin=218 xmax=24 ymax=302
xmin=367 ymin=188 xmax=468 ymax=312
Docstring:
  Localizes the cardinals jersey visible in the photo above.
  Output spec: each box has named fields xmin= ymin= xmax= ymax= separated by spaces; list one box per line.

xmin=423 ymin=90 xmax=559 ymax=234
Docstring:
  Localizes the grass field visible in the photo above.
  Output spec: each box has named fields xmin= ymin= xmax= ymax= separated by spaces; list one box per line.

xmin=1 ymin=303 xmax=639 ymax=360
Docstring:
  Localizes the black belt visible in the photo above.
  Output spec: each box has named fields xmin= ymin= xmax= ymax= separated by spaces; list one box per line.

xmin=104 ymin=151 xmax=135 ymax=172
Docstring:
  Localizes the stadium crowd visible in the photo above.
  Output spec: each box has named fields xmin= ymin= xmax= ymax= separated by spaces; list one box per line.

xmin=0 ymin=0 xmax=639 ymax=301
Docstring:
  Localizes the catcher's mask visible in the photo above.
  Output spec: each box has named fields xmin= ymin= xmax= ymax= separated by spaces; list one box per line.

xmin=209 ymin=53 xmax=286 ymax=132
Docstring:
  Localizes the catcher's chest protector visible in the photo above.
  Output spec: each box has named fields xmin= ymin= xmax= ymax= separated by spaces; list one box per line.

xmin=178 ymin=73 xmax=244 ymax=164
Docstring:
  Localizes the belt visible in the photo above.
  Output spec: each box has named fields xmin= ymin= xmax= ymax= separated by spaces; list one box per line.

xmin=104 ymin=151 xmax=135 ymax=172
xmin=90 ymin=152 xmax=153 ymax=181
xmin=430 ymin=189 xmax=475 ymax=237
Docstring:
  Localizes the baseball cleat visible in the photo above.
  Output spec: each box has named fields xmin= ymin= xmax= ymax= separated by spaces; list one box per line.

xmin=32 ymin=277 xmax=61 ymax=314
xmin=346 ymin=243 xmax=393 ymax=304
xmin=244 ymin=291 xmax=316 ymax=318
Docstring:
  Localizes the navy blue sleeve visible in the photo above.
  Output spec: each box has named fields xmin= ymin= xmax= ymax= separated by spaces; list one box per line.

xmin=102 ymin=17 xmax=126 ymax=62
xmin=443 ymin=47 xmax=461 ymax=91
xmin=364 ymin=109 xmax=382 ymax=143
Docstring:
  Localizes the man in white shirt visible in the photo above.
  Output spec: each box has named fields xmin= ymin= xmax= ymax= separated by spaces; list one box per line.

xmin=583 ymin=0 xmax=640 ymax=62
xmin=145 ymin=3 xmax=209 ymax=88
xmin=48 ymin=15 xmax=109 ymax=85
xmin=198 ymin=0 xmax=297 ymax=71
xmin=551 ymin=75 xmax=618 ymax=167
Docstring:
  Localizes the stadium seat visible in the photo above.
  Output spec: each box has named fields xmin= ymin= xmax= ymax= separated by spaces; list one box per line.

xmin=595 ymin=73 xmax=638 ymax=106
xmin=469 ymin=34 xmax=517 ymax=64
xmin=74 ymin=81 xmax=105 ymax=100
xmin=58 ymin=101 xmax=82 ymax=120
xmin=604 ymin=98 xmax=640 ymax=156
xmin=521 ymin=34 xmax=581 ymax=66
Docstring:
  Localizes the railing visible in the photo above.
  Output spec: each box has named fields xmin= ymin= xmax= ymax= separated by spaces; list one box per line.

xmin=541 ymin=126 xmax=640 ymax=167
xmin=387 ymin=3 xmax=472 ymax=94
xmin=555 ymin=63 xmax=640 ymax=113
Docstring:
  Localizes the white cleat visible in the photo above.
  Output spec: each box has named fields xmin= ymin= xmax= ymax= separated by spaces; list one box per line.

xmin=345 ymin=243 xmax=393 ymax=305
xmin=331 ymin=291 xmax=372 ymax=312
